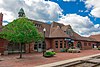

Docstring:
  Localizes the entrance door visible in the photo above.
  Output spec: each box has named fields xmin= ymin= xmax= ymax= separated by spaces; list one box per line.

xmin=38 ymin=43 xmax=43 ymax=52
xmin=34 ymin=42 xmax=44 ymax=52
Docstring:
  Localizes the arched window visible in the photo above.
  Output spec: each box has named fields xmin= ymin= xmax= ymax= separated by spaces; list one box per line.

xmin=77 ymin=41 xmax=82 ymax=49
xmin=55 ymin=41 xmax=58 ymax=48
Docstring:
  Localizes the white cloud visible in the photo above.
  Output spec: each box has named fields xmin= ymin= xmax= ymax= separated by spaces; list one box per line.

xmin=58 ymin=14 xmax=100 ymax=36
xmin=0 ymin=0 xmax=100 ymax=36
xmin=78 ymin=10 xmax=84 ymax=12
xmin=80 ymin=0 xmax=85 ymax=2
xmin=0 ymin=0 xmax=63 ymax=22
xmin=91 ymin=8 xmax=100 ymax=18
xmin=0 ymin=8 xmax=15 ymax=22
xmin=94 ymin=24 xmax=100 ymax=28
xmin=0 ymin=0 xmax=3 ymax=4
xmin=63 ymin=0 xmax=76 ymax=2
xmin=3 ymin=22 xmax=8 ymax=26
xmin=84 ymin=0 xmax=100 ymax=18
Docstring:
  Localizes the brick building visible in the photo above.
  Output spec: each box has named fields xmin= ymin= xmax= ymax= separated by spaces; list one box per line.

xmin=0 ymin=13 xmax=9 ymax=54
xmin=28 ymin=20 xmax=98 ymax=52
xmin=90 ymin=34 xmax=100 ymax=48
xmin=0 ymin=13 xmax=100 ymax=54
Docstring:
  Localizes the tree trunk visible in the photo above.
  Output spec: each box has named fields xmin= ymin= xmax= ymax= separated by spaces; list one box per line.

xmin=29 ymin=44 xmax=30 ymax=53
xmin=19 ymin=43 xmax=22 ymax=58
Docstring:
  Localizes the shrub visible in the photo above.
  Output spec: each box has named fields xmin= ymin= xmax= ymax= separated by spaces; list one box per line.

xmin=65 ymin=48 xmax=68 ymax=52
xmin=98 ymin=48 xmax=100 ymax=50
xmin=44 ymin=51 xmax=56 ymax=57
xmin=60 ymin=48 xmax=66 ymax=52
xmin=93 ymin=47 xmax=98 ymax=50
xmin=67 ymin=49 xmax=72 ymax=53
xmin=60 ymin=48 xmax=68 ymax=52
xmin=52 ymin=52 xmax=56 ymax=55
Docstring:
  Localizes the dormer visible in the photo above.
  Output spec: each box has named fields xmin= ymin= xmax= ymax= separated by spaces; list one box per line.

xmin=61 ymin=25 xmax=74 ymax=37
xmin=66 ymin=25 xmax=74 ymax=36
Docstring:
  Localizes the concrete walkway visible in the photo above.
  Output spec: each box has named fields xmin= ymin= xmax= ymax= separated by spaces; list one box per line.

xmin=35 ymin=53 xmax=100 ymax=67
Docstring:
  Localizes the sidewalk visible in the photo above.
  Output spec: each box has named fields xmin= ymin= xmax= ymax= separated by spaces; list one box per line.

xmin=35 ymin=53 xmax=100 ymax=67
xmin=0 ymin=50 xmax=100 ymax=67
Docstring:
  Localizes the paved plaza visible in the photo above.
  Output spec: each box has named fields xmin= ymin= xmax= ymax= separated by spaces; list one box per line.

xmin=0 ymin=50 xmax=100 ymax=67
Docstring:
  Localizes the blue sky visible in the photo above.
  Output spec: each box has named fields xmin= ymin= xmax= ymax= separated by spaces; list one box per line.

xmin=0 ymin=0 xmax=100 ymax=36
xmin=50 ymin=0 xmax=100 ymax=24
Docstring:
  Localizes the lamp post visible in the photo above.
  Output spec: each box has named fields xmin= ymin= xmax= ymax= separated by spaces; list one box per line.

xmin=43 ymin=28 xmax=46 ymax=56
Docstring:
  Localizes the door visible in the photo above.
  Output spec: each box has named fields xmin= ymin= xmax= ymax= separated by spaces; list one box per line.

xmin=34 ymin=42 xmax=44 ymax=52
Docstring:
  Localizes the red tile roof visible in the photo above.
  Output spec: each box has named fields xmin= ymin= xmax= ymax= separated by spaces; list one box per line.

xmin=28 ymin=19 xmax=97 ymax=42
xmin=49 ymin=26 xmax=69 ymax=38
xmin=30 ymin=19 xmax=51 ymax=37
xmin=90 ymin=34 xmax=100 ymax=42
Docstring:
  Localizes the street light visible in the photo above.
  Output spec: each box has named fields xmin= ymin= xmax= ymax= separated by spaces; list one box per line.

xmin=43 ymin=28 xmax=46 ymax=56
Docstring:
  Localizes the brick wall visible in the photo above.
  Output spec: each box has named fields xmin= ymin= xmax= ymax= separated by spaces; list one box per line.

xmin=51 ymin=38 xmax=67 ymax=52
xmin=25 ymin=42 xmax=34 ymax=53
xmin=74 ymin=40 xmax=97 ymax=50
xmin=0 ymin=38 xmax=9 ymax=54
xmin=22 ymin=39 xmax=98 ymax=53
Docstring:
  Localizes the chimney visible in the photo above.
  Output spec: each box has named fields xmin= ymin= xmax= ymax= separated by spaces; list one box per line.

xmin=0 ymin=13 xmax=3 ymax=27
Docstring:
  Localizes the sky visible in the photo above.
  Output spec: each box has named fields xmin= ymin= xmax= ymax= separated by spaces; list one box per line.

xmin=0 ymin=0 xmax=100 ymax=37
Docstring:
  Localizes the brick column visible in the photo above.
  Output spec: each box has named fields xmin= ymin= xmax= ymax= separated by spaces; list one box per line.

xmin=0 ymin=13 xmax=3 ymax=27
xmin=25 ymin=42 xmax=34 ymax=53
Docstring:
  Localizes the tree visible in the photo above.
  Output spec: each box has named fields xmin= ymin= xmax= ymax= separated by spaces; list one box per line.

xmin=0 ymin=18 xmax=43 ymax=58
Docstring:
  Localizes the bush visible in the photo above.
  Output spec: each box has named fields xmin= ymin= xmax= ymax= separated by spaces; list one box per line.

xmin=98 ymin=48 xmax=100 ymax=50
xmin=67 ymin=48 xmax=81 ymax=53
xmin=52 ymin=52 xmax=56 ymax=55
xmin=44 ymin=51 xmax=56 ymax=57
xmin=60 ymin=48 xmax=68 ymax=52
xmin=67 ymin=49 xmax=72 ymax=53
xmin=60 ymin=48 xmax=66 ymax=52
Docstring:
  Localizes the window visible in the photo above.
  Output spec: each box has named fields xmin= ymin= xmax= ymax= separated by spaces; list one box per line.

xmin=77 ymin=42 xmax=82 ymax=48
xmin=55 ymin=41 xmax=58 ymax=48
xmin=39 ymin=44 xmax=41 ymax=48
xmin=64 ymin=41 xmax=66 ymax=48
xmin=84 ymin=42 xmax=87 ymax=46
xmin=88 ymin=43 xmax=91 ymax=46
xmin=66 ymin=29 xmax=73 ymax=36
xmin=60 ymin=41 xmax=63 ymax=48
xmin=34 ymin=42 xmax=37 ymax=50
xmin=35 ymin=24 xmax=41 ymax=28
xmin=34 ymin=44 xmax=37 ymax=50
xmin=42 ymin=44 xmax=45 ymax=49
